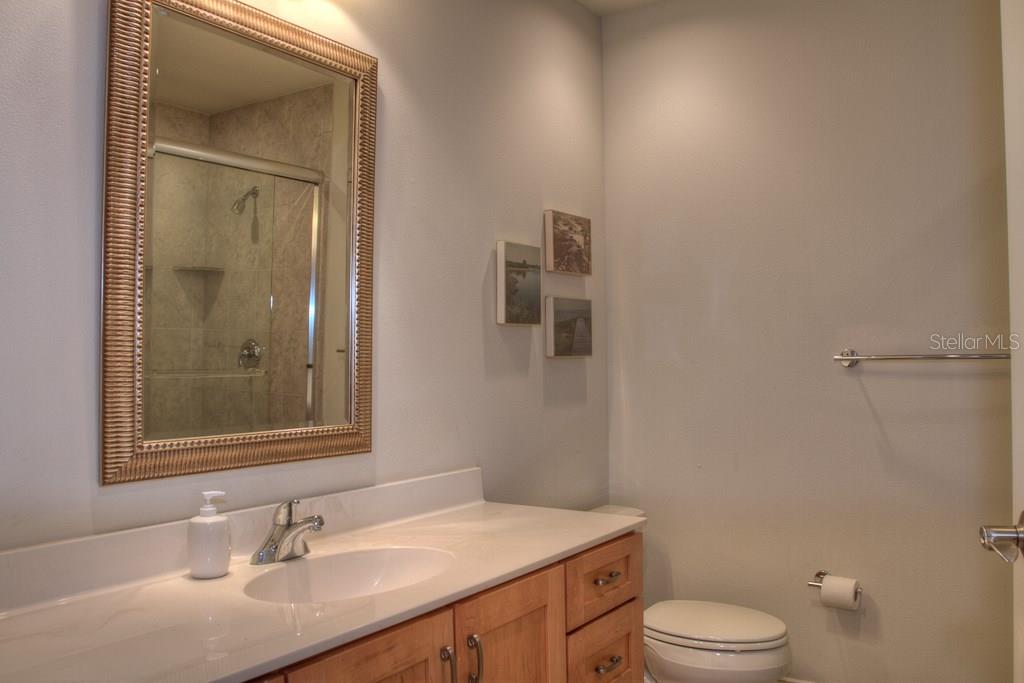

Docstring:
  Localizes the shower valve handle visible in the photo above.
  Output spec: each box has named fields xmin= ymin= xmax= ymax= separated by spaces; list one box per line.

xmin=238 ymin=338 xmax=266 ymax=368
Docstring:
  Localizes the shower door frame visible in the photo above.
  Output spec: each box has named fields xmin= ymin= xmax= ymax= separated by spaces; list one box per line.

xmin=150 ymin=138 xmax=329 ymax=428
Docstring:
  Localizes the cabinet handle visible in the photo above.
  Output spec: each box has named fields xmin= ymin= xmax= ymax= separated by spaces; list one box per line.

xmin=440 ymin=645 xmax=458 ymax=683
xmin=467 ymin=633 xmax=484 ymax=683
xmin=595 ymin=655 xmax=623 ymax=675
xmin=594 ymin=570 xmax=622 ymax=587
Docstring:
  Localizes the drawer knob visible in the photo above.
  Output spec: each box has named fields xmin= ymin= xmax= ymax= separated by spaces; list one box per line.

xmin=593 ymin=570 xmax=622 ymax=587
xmin=595 ymin=655 xmax=623 ymax=675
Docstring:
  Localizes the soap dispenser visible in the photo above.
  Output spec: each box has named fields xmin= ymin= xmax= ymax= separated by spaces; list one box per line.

xmin=189 ymin=490 xmax=231 ymax=579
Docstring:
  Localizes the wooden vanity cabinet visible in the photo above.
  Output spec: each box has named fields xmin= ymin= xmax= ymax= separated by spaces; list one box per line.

xmin=274 ymin=533 xmax=642 ymax=683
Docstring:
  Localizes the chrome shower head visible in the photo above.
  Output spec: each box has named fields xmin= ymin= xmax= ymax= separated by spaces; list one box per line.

xmin=231 ymin=186 xmax=260 ymax=215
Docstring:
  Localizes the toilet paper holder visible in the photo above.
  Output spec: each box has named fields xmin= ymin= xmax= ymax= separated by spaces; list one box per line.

xmin=807 ymin=570 xmax=863 ymax=598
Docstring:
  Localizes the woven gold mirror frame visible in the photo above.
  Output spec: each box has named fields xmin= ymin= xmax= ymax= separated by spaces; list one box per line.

xmin=101 ymin=0 xmax=376 ymax=484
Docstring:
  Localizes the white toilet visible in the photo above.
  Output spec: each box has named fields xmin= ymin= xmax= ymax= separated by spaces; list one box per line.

xmin=643 ymin=600 xmax=791 ymax=683
xmin=590 ymin=506 xmax=792 ymax=683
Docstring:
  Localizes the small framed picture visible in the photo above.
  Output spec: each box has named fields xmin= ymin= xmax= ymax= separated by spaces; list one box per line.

xmin=545 ymin=210 xmax=591 ymax=275
xmin=497 ymin=241 xmax=542 ymax=325
xmin=546 ymin=297 xmax=592 ymax=357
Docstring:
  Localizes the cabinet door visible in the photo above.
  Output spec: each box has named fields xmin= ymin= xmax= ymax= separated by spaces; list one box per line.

xmin=286 ymin=609 xmax=456 ymax=683
xmin=455 ymin=564 xmax=567 ymax=683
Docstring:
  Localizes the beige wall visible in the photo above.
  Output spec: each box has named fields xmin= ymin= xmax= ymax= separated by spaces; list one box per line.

xmin=0 ymin=0 xmax=607 ymax=550
xmin=603 ymin=1 xmax=1011 ymax=681
xmin=1002 ymin=0 xmax=1024 ymax=678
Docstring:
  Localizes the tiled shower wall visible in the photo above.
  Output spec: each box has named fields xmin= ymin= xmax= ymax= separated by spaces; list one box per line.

xmin=210 ymin=85 xmax=333 ymax=430
xmin=144 ymin=85 xmax=332 ymax=438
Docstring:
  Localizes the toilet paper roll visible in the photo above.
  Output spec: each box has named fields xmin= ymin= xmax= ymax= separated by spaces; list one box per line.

xmin=818 ymin=575 xmax=862 ymax=611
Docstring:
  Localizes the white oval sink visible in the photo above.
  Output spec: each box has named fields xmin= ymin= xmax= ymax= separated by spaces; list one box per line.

xmin=243 ymin=547 xmax=454 ymax=604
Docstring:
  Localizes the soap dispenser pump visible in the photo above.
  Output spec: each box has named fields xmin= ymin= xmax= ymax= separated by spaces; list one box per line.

xmin=188 ymin=490 xmax=231 ymax=579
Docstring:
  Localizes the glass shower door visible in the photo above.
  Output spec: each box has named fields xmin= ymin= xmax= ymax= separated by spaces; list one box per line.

xmin=143 ymin=151 xmax=317 ymax=440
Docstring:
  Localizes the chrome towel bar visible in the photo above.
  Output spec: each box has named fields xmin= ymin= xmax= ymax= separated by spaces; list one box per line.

xmin=834 ymin=348 xmax=1010 ymax=368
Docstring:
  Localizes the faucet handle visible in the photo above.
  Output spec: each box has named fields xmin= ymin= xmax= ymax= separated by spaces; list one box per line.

xmin=272 ymin=499 xmax=300 ymax=526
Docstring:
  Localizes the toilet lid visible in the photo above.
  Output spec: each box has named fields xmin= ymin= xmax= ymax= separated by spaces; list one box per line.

xmin=644 ymin=601 xmax=787 ymax=645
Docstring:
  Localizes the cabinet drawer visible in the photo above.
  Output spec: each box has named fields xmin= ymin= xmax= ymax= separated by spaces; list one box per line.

xmin=566 ymin=533 xmax=643 ymax=631
xmin=567 ymin=600 xmax=644 ymax=683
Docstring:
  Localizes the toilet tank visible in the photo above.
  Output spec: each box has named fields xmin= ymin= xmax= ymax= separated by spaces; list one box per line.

xmin=590 ymin=505 xmax=646 ymax=517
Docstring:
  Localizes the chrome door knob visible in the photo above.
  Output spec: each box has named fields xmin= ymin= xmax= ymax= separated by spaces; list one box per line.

xmin=979 ymin=510 xmax=1024 ymax=563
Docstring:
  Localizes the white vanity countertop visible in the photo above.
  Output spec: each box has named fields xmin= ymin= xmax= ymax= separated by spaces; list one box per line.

xmin=0 ymin=499 xmax=643 ymax=682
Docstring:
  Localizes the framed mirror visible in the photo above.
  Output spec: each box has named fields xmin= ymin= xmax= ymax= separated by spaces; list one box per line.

xmin=101 ymin=0 xmax=376 ymax=484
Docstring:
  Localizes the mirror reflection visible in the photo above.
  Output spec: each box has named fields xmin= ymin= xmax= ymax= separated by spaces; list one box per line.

xmin=143 ymin=6 xmax=354 ymax=440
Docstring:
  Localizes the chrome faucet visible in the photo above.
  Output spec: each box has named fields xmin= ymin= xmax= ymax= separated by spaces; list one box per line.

xmin=250 ymin=499 xmax=325 ymax=565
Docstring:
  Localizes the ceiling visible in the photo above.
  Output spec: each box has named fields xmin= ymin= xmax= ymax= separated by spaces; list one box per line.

xmin=151 ymin=7 xmax=338 ymax=115
xmin=150 ymin=1 xmax=657 ymax=114
xmin=576 ymin=0 xmax=663 ymax=16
